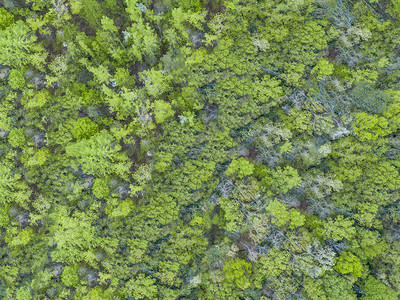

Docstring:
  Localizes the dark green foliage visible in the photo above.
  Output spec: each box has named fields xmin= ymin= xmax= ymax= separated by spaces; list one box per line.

xmin=350 ymin=81 xmax=390 ymax=114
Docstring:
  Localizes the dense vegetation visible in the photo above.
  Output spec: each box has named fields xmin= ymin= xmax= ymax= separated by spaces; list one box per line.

xmin=1 ymin=0 xmax=400 ymax=299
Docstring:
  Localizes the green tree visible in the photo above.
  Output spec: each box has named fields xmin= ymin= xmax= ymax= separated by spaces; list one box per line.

xmin=360 ymin=276 xmax=398 ymax=300
xmin=322 ymin=273 xmax=356 ymax=300
xmin=323 ymin=216 xmax=356 ymax=241
xmin=66 ymin=130 xmax=128 ymax=176
xmin=0 ymin=21 xmax=47 ymax=68
xmin=225 ymin=157 xmax=254 ymax=179
xmin=270 ymin=166 xmax=302 ymax=194
xmin=61 ymin=266 xmax=79 ymax=286
xmin=7 ymin=68 xmax=26 ymax=90
xmin=153 ymin=100 xmax=174 ymax=124
xmin=349 ymin=82 xmax=390 ymax=114
xmin=16 ymin=286 xmax=32 ymax=300
xmin=124 ymin=274 xmax=159 ymax=299
xmin=223 ymin=257 xmax=252 ymax=290
xmin=0 ymin=8 xmax=14 ymax=30
xmin=72 ymin=117 xmax=99 ymax=140
xmin=334 ymin=252 xmax=363 ymax=277
xmin=265 ymin=199 xmax=305 ymax=229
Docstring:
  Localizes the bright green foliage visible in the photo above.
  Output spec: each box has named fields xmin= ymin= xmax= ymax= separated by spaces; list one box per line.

xmin=219 ymin=196 xmax=244 ymax=232
xmin=0 ymin=163 xmax=22 ymax=203
xmin=225 ymin=157 xmax=255 ymax=179
xmin=0 ymin=21 xmax=47 ymax=68
xmin=303 ymin=277 xmax=327 ymax=300
xmin=270 ymin=166 xmax=302 ymax=194
xmin=110 ymin=199 xmax=134 ymax=218
xmin=289 ymin=209 xmax=306 ymax=229
xmin=50 ymin=207 xmax=97 ymax=263
xmin=142 ymin=69 xmax=173 ymax=98
xmin=125 ymin=1 xmax=159 ymax=61
xmin=72 ymin=117 xmax=99 ymax=140
xmin=87 ymin=64 xmax=111 ymax=84
xmin=61 ymin=266 xmax=79 ymax=286
xmin=153 ymin=100 xmax=174 ymax=124
xmin=153 ymin=151 xmax=173 ymax=172
xmin=334 ymin=252 xmax=363 ymax=277
xmin=353 ymin=203 xmax=379 ymax=228
xmin=92 ymin=177 xmax=110 ymax=198
xmin=26 ymin=148 xmax=50 ymax=167
xmin=144 ymin=192 xmax=179 ymax=225
xmin=253 ymin=75 xmax=284 ymax=104
xmin=353 ymin=229 xmax=387 ymax=260
xmin=323 ymin=216 xmax=356 ymax=241
xmin=114 ymin=67 xmax=135 ymax=88
xmin=155 ymin=260 xmax=181 ymax=286
xmin=223 ymin=258 xmax=252 ymax=290
xmin=25 ymin=90 xmax=50 ymax=109
xmin=352 ymin=112 xmax=390 ymax=141
xmin=280 ymin=141 xmax=293 ymax=154
xmin=66 ymin=130 xmax=127 ymax=176
xmin=16 ymin=286 xmax=32 ymax=300
xmin=7 ymin=68 xmax=25 ymax=90
xmin=124 ymin=274 xmax=158 ymax=299
xmin=8 ymin=227 xmax=34 ymax=247
xmin=283 ymin=109 xmax=313 ymax=133
xmin=258 ymin=249 xmax=291 ymax=278
xmin=322 ymin=273 xmax=356 ymax=300
xmin=8 ymin=128 xmax=25 ymax=148
xmin=265 ymin=199 xmax=305 ymax=229
xmin=360 ymin=276 xmax=398 ymax=300
xmin=384 ymin=91 xmax=400 ymax=132
xmin=389 ymin=0 xmax=400 ymax=18
xmin=311 ymin=58 xmax=334 ymax=80
xmin=0 ymin=8 xmax=14 ymax=30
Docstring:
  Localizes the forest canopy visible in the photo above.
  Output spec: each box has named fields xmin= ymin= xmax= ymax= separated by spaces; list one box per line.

xmin=1 ymin=0 xmax=400 ymax=299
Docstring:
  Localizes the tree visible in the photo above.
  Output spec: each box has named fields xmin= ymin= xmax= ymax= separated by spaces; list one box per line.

xmin=7 ymin=68 xmax=26 ymax=90
xmin=123 ymin=274 xmax=159 ymax=299
xmin=223 ymin=257 xmax=252 ymax=290
xmin=7 ymin=128 xmax=26 ymax=148
xmin=225 ymin=158 xmax=254 ymax=179
xmin=322 ymin=273 xmax=356 ymax=300
xmin=0 ymin=8 xmax=14 ymax=30
xmin=323 ymin=216 xmax=356 ymax=242
xmin=303 ymin=277 xmax=327 ymax=300
xmin=0 ymin=163 xmax=24 ymax=204
xmin=334 ymin=252 xmax=363 ymax=277
xmin=350 ymin=82 xmax=390 ymax=114
xmin=62 ymin=266 xmax=79 ymax=286
xmin=0 ymin=21 xmax=47 ymax=68
xmin=265 ymin=199 xmax=305 ymax=229
xmin=72 ymin=117 xmax=99 ymax=140
xmin=49 ymin=206 xmax=97 ymax=264
xmin=270 ymin=166 xmax=302 ymax=194
xmin=257 ymin=249 xmax=291 ymax=278
xmin=65 ymin=130 xmax=129 ymax=176
xmin=153 ymin=100 xmax=174 ymax=124
xmin=360 ymin=276 xmax=398 ymax=300
xmin=16 ymin=286 xmax=32 ymax=300
xmin=311 ymin=58 xmax=334 ymax=80
xmin=124 ymin=1 xmax=159 ymax=62
xmin=1 ymin=0 xmax=400 ymax=298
